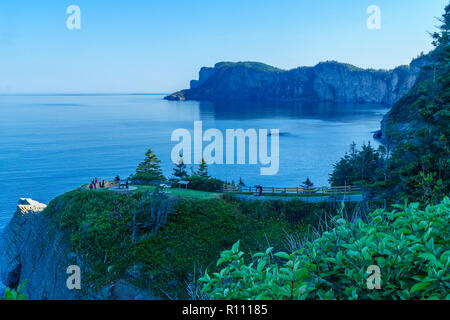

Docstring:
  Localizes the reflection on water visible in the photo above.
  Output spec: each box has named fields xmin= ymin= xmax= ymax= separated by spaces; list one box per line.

xmin=197 ymin=100 xmax=388 ymax=121
xmin=0 ymin=94 xmax=389 ymax=228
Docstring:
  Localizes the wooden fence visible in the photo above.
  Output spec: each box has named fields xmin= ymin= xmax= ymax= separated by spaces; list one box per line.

xmin=223 ymin=184 xmax=362 ymax=195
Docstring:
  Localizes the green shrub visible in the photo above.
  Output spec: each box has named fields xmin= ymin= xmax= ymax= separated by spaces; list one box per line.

xmin=2 ymin=282 xmax=27 ymax=300
xmin=184 ymin=175 xmax=224 ymax=192
xmin=201 ymin=198 xmax=450 ymax=300
xmin=130 ymin=172 xmax=166 ymax=184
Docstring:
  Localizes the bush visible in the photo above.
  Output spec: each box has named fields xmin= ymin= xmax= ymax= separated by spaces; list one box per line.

xmin=201 ymin=197 xmax=450 ymax=300
xmin=129 ymin=172 xmax=165 ymax=184
xmin=2 ymin=282 xmax=27 ymax=300
xmin=184 ymin=175 xmax=224 ymax=192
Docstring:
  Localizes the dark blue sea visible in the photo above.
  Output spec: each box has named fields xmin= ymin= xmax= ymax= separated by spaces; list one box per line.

xmin=0 ymin=94 xmax=388 ymax=229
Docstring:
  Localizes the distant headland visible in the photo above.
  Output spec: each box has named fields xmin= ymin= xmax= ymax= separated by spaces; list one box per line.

xmin=165 ymin=58 xmax=429 ymax=105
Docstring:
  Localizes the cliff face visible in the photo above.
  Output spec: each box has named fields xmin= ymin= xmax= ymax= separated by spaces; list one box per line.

xmin=0 ymin=199 xmax=158 ymax=300
xmin=379 ymin=54 xmax=433 ymax=143
xmin=165 ymin=58 xmax=428 ymax=105
xmin=0 ymin=198 xmax=80 ymax=300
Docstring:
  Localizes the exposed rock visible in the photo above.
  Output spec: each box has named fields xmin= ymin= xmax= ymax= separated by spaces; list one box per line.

xmin=372 ymin=130 xmax=383 ymax=140
xmin=16 ymin=198 xmax=47 ymax=216
xmin=165 ymin=57 xmax=429 ymax=105
xmin=164 ymin=91 xmax=186 ymax=101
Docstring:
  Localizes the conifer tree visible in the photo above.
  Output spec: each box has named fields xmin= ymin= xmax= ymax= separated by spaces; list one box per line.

xmin=196 ymin=157 xmax=209 ymax=177
xmin=133 ymin=148 xmax=165 ymax=182
xmin=301 ymin=177 xmax=314 ymax=189
xmin=301 ymin=177 xmax=315 ymax=193
xmin=173 ymin=155 xmax=188 ymax=179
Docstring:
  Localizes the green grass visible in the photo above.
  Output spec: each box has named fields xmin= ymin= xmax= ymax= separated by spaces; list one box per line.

xmin=134 ymin=185 xmax=221 ymax=200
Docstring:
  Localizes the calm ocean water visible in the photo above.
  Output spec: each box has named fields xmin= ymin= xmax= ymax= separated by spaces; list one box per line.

xmin=0 ymin=94 xmax=389 ymax=229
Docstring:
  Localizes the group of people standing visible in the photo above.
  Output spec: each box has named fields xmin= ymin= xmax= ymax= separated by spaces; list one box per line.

xmin=89 ymin=177 xmax=105 ymax=189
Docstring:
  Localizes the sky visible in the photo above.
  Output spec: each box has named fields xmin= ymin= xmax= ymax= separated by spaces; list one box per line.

xmin=0 ymin=0 xmax=447 ymax=94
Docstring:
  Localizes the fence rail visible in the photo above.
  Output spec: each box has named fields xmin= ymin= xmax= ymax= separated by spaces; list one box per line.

xmin=223 ymin=184 xmax=362 ymax=195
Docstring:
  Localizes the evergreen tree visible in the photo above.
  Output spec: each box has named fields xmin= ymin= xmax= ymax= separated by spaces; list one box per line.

xmin=431 ymin=3 xmax=450 ymax=47
xmin=238 ymin=177 xmax=246 ymax=188
xmin=196 ymin=157 xmax=209 ymax=177
xmin=301 ymin=177 xmax=315 ymax=193
xmin=132 ymin=148 xmax=165 ymax=182
xmin=173 ymin=154 xmax=188 ymax=179
xmin=301 ymin=177 xmax=314 ymax=189
xmin=329 ymin=142 xmax=384 ymax=187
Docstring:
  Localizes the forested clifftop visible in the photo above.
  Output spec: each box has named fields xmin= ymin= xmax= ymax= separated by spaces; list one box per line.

xmin=165 ymin=58 xmax=428 ymax=104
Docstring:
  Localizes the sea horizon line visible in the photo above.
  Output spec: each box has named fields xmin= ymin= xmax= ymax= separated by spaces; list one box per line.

xmin=0 ymin=92 xmax=170 ymax=97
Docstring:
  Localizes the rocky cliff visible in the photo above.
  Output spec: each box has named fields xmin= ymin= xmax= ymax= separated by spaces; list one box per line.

xmin=0 ymin=199 xmax=158 ymax=300
xmin=165 ymin=58 xmax=429 ymax=105
xmin=379 ymin=54 xmax=434 ymax=144
xmin=0 ymin=198 xmax=79 ymax=300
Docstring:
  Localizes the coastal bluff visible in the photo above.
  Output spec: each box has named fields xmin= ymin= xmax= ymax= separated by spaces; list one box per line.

xmin=165 ymin=58 xmax=428 ymax=104
xmin=0 ymin=198 xmax=158 ymax=300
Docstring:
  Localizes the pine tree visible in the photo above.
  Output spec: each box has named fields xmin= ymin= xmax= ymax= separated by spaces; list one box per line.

xmin=329 ymin=143 xmax=383 ymax=187
xmin=173 ymin=155 xmax=188 ymax=179
xmin=133 ymin=148 xmax=165 ymax=182
xmin=301 ymin=177 xmax=315 ymax=194
xmin=238 ymin=177 xmax=246 ymax=188
xmin=301 ymin=177 xmax=314 ymax=188
xmin=431 ymin=3 xmax=450 ymax=47
xmin=196 ymin=157 xmax=209 ymax=177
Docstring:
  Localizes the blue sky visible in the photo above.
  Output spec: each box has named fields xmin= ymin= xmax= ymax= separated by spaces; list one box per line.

xmin=0 ymin=0 xmax=447 ymax=94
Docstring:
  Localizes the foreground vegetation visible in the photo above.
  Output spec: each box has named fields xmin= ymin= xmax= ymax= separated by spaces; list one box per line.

xmin=1 ymin=282 xmax=27 ymax=301
xmin=201 ymin=198 xmax=450 ymax=300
